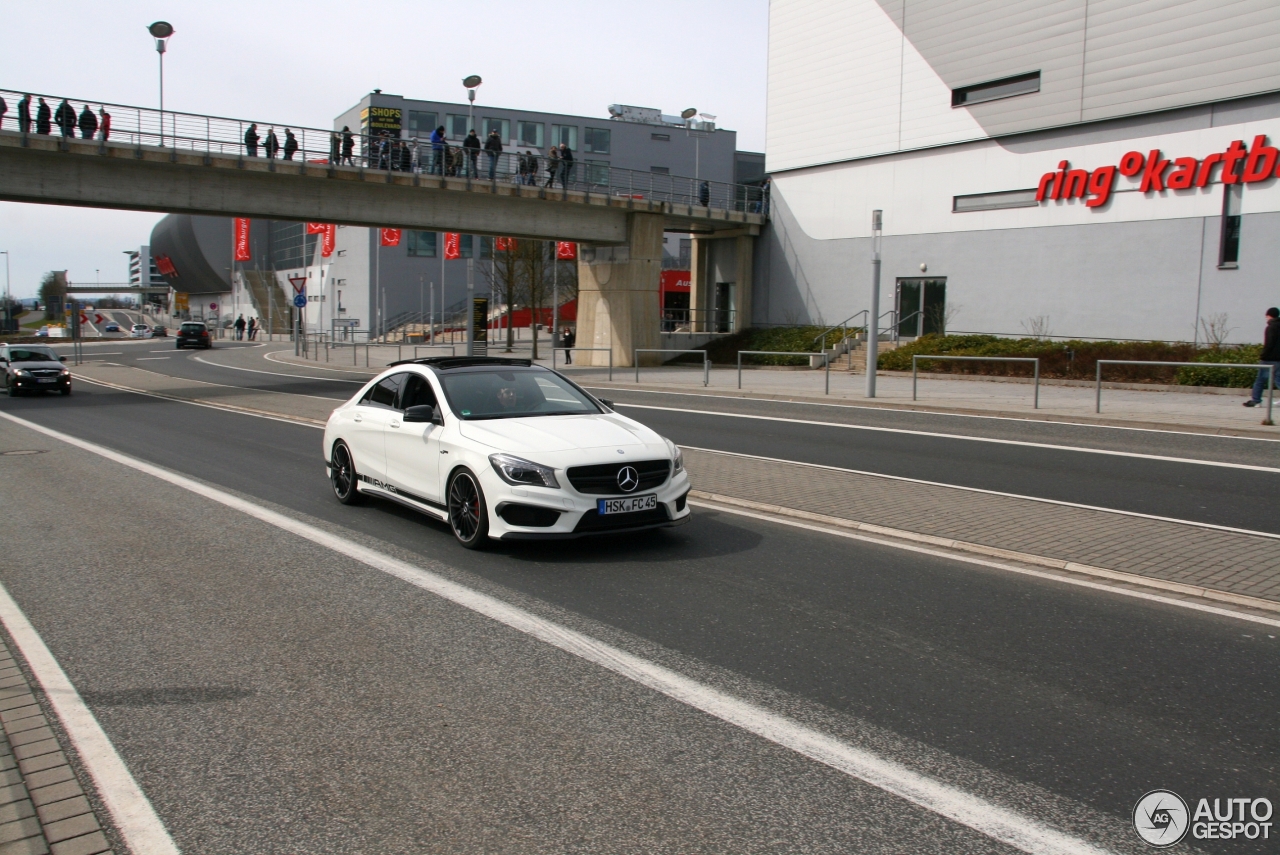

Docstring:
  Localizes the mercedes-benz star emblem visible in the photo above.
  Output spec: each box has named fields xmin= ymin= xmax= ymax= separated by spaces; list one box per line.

xmin=617 ymin=466 xmax=640 ymax=493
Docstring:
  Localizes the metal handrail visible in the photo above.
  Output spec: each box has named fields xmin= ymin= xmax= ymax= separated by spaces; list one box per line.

xmin=913 ymin=355 xmax=1041 ymax=408
xmin=552 ymin=346 xmax=613 ymax=381
xmin=738 ymin=350 xmax=830 ymax=395
xmin=1096 ymin=360 xmax=1274 ymax=425
xmin=812 ymin=311 xmax=867 ymax=350
xmin=634 ymin=348 xmax=709 ymax=386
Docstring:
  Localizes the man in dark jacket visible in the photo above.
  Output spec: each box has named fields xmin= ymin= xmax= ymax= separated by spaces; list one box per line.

xmin=463 ymin=129 xmax=481 ymax=178
xmin=264 ymin=128 xmax=280 ymax=159
xmin=283 ymin=129 xmax=298 ymax=161
xmin=244 ymin=123 xmax=260 ymax=157
xmin=17 ymin=95 xmax=31 ymax=134
xmin=561 ymin=326 xmax=575 ymax=364
xmin=55 ymin=99 xmax=76 ymax=136
xmin=0 ymin=97 xmax=6 ymax=131
xmin=430 ymin=126 xmax=446 ymax=175
xmin=1244 ymin=307 xmax=1280 ymax=408
xmin=35 ymin=98 xmax=51 ymax=135
xmin=558 ymin=143 xmax=574 ymax=187
xmin=77 ymin=105 xmax=98 ymax=140
xmin=341 ymin=126 xmax=354 ymax=165
xmin=484 ymin=131 xmax=503 ymax=180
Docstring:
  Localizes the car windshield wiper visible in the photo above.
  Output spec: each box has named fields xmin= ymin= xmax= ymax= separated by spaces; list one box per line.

xmin=464 ymin=410 xmax=591 ymax=420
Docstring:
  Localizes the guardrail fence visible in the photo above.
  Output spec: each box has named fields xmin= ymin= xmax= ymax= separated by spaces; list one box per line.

xmin=1096 ymin=360 xmax=1274 ymax=425
xmin=635 ymin=349 xmax=709 ymax=386
xmin=913 ymin=355 xmax=1041 ymax=409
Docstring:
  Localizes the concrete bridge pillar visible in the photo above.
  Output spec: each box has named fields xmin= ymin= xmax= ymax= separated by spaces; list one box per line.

xmin=689 ymin=233 xmax=754 ymax=334
xmin=575 ymin=212 xmax=664 ymax=368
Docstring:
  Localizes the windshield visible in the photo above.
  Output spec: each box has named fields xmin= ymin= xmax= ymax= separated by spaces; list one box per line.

xmin=7 ymin=348 xmax=59 ymax=362
xmin=437 ymin=368 xmax=602 ymax=420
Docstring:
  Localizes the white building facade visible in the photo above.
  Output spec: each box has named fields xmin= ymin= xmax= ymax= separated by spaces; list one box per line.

xmin=759 ymin=0 xmax=1280 ymax=343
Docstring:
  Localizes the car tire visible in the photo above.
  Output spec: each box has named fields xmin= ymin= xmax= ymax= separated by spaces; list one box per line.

xmin=447 ymin=468 xmax=489 ymax=549
xmin=175 ymin=343 xmax=182 ymax=350
xmin=330 ymin=441 xmax=361 ymax=505
xmin=60 ymin=388 xmax=70 ymax=396
xmin=5 ymin=379 xmax=17 ymax=398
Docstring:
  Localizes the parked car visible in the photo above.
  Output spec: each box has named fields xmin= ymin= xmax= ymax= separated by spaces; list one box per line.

xmin=175 ymin=322 xmax=211 ymax=349
xmin=0 ymin=344 xmax=71 ymax=396
xmin=103 ymin=322 xmax=121 ymax=332
xmin=130 ymin=324 xmax=152 ymax=339
xmin=151 ymin=325 xmax=168 ymax=337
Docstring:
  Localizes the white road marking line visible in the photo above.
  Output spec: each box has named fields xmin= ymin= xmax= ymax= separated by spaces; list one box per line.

xmin=0 ymin=410 xmax=1111 ymax=855
xmin=590 ymin=386 xmax=1280 ymax=443
xmin=262 ymin=350 xmax=376 ymax=375
xmin=135 ymin=357 xmax=169 ymax=361
xmin=689 ymin=500 xmax=1280 ymax=629
xmin=200 ymin=352 xmax=365 ymax=382
xmin=682 ymin=445 xmax=1280 ymax=540
xmin=0 ymin=583 xmax=180 ymax=855
xmin=615 ymin=402 xmax=1280 ymax=472
xmin=73 ymin=376 xmax=327 ymax=428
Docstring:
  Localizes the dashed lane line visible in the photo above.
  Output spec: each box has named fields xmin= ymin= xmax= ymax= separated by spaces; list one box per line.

xmin=0 ymin=409 xmax=1112 ymax=855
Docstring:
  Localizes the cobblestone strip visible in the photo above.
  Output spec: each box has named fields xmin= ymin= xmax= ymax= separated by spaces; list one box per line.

xmin=0 ymin=641 xmax=114 ymax=855
xmin=684 ymin=448 xmax=1280 ymax=606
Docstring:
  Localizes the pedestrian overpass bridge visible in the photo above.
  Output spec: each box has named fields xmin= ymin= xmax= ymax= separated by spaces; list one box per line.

xmin=0 ymin=94 xmax=764 ymax=366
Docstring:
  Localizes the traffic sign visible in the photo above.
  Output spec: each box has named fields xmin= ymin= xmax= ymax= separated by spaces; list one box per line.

xmin=209 ymin=302 xmax=218 ymax=311
xmin=293 ymin=294 xmax=307 ymax=308
xmin=94 ymin=313 xmax=105 ymax=324
xmin=288 ymin=276 xmax=307 ymax=294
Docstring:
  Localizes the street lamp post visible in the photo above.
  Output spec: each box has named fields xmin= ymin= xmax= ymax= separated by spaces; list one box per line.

xmin=866 ymin=209 xmax=883 ymax=398
xmin=462 ymin=75 xmax=482 ymax=356
xmin=463 ymin=75 xmax=482 ymax=134
xmin=148 ymin=22 xmax=174 ymax=146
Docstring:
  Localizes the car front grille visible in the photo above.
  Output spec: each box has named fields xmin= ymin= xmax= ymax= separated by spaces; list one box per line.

xmin=565 ymin=459 xmax=670 ymax=495
xmin=573 ymin=504 xmax=671 ymax=533
xmin=30 ymin=370 xmax=60 ymax=378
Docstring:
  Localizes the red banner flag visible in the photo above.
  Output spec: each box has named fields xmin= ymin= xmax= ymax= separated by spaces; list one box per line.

xmin=233 ymin=218 xmax=251 ymax=261
xmin=494 ymin=236 xmax=514 ymax=252
xmin=380 ymin=228 xmax=402 ymax=247
xmin=308 ymin=223 xmax=336 ymax=257
xmin=444 ymin=232 xmax=461 ymax=259
xmin=556 ymin=241 xmax=577 ymax=260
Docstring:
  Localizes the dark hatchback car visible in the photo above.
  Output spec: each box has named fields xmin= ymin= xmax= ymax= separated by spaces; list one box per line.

xmin=0 ymin=345 xmax=71 ymax=396
xmin=175 ymin=322 xmax=211 ymax=349
xmin=151 ymin=325 xmax=168 ymax=337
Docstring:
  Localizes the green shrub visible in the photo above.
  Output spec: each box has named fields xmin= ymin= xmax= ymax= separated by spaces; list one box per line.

xmin=682 ymin=326 xmax=852 ymax=366
xmin=1176 ymin=345 xmax=1263 ymax=388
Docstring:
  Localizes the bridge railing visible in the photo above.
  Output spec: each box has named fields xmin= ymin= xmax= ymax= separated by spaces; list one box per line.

xmin=0 ymin=88 xmax=767 ymax=215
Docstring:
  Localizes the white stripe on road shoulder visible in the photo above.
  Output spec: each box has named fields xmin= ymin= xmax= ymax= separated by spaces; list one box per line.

xmin=0 ymin=583 xmax=180 ymax=855
xmin=197 ymin=353 xmax=365 ymax=382
xmin=0 ymin=410 xmax=1110 ymax=855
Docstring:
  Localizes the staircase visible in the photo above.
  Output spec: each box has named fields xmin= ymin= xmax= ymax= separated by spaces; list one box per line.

xmin=241 ymin=270 xmax=290 ymax=334
xmin=830 ymin=339 xmax=900 ymax=373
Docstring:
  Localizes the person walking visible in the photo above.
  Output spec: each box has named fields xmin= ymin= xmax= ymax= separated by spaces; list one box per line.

xmin=341 ymin=126 xmax=354 ymax=165
xmin=264 ymin=127 xmax=280 ymax=159
xmin=77 ymin=104 xmax=98 ymax=140
xmin=55 ymin=99 xmax=76 ymax=137
xmin=463 ymin=129 xmax=480 ymax=178
xmin=17 ymin=95 xmax=31 ymax=134
xmin=234 ymin=314 xmax=247 ymax=341
xmin=484 ymin=130 xmax=503 ymax=180
xmin=283 ymin=128 xmax=298 ymax=161
xmin=561 ymin=326 xmax=575 ymax=364
xmin=35 ymin=98 xmax=51 ymax=135
xmin=558 ymin=143 xmax=574 ymax=187
xmin=430 ymin=125 xmax=446 ymax=175
xmin=699 ymin=180 xmax=710 ymax=207
xmin=244 ymin=123 xmax=260 ymax=157
xmin=98 ymin=107 xmax=111 ymax=141
xmin=1244 ymin=307 xmax=1280 ymax=408
xmin=544 ymin=146 xmax=559 ymax=187
xmin=247 ymin=316 xmax=258 ymax=341
xmin=0 ymin=96 xmax=6 ymax=131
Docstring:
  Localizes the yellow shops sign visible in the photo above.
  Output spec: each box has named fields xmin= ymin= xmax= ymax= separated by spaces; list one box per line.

xmin=173 ymin=292 xmax=189 ymax=312
xmin=361 ymin=106 xmax=403 ymax=135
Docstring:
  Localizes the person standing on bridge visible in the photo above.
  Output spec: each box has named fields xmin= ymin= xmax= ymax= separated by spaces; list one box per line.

xmin=244 ymin=123 xmax=260 ymax=157
xmin=544 ymin=146 xmax=559 ymax=187
xmin=484 ymin=130 xmax=503 ymax=180
xmin=1243 ymin=307 xmax=1280 ymax=408
xmin=463 ymin=129 xmax=480 ymax=178
xmin=430 ymin=125 xmax=446 ymax=175
xmin=341 ymin=126 xmax=354 ymax=165
xmin=283 ymin=129 xmax=298 ymax=161
xmin=55 ymin=99 xmax=76 ymax=137
xmin=264 ymin=128 xmax=280 ymax=159
xmin=558 ymin=143 xmax=574 ymax=188
xmin=17 ymin=95 xmax=31 ymax=134
xmin=34 ymin=98 xmax=51 ymax=135
xmin=234 ymin=315 xmax=246 ymax=341
xmin=0 ymin=97 xmax=6 ymax=131
xmin=98 ymin=107 xmax=111 ymax=141
xmin=77 ymin=105 xmax=97 ymax=140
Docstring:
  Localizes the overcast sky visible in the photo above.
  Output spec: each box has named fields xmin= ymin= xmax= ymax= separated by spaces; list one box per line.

xmin=0 ymin=0 xmax=768 ymax=298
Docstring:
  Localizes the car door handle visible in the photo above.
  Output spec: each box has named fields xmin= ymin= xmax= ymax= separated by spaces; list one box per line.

xmin=390 ymin=421 xmax=401 ymax=428
xmin=353 ymin=413 xmax=363 ymax=422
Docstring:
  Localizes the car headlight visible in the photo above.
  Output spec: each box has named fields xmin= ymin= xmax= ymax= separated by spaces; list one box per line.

xmin=663 ymin=437 xmax=684 ymax=473
xmin=489 ymin=453 xmax=560 ymax=489
xmin=60 ymin=369 xmax=70 ymax=376
xmin=14 ymin=369 xmax=31 ymax=377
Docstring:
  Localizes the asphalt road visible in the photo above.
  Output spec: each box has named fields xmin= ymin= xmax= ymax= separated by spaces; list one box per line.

xmin=0 ymin=384 xmax=1275 ymax=854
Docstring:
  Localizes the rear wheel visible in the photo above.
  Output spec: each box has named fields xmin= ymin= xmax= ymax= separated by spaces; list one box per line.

xmin=330 ymin=442 xmax=360 ymax=505
xmin=448 ymin=469 xmax=489 ymax=549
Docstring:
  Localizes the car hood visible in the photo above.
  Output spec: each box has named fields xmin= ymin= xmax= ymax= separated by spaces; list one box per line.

xmin=457 ymin=413 xmax=659 ymax=454
xmin=10 ymin=359 xmax=62 ymax=368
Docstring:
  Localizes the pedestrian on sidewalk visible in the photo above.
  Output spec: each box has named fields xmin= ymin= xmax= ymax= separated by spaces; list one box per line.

xmin=34 ymin=98 xmax=51 ymax=135
xmin=1244 ymin=307 xmax=1280 ymax=408
xmin=484 ymin=130 xmax=503 ymax=180
xmin=544 ymin=146 xmax=559 ymax=187
xmin=234 ymin=315 xmax=247 ymax=341
xmin=264 ymin=127 xmax=280 ymax=159
xmin=341 ymin=126 xmax=354 ymax=165
xmin=247 ymin=316 xmax=258 ymax=341
xmin=17 ymin=95 xmax=31 ymax=134
xmin=98 ymin=107 xmax=111 ymax=141
xmin=561 ymin=326 xmax=575 ymax=364
xmin=244 ymin=123 xmax=260 ymax=157
xmin=463 ymin=129 xmax=480 ymax=178
xmin=283 ymin=129 xmax=298 ymax=161
xmin=77 ymin=104 xmax=97 ymax=140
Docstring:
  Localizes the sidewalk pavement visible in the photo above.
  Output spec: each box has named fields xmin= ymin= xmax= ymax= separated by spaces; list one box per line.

xmin=282 ymin=345 xmax=1280 ymax=438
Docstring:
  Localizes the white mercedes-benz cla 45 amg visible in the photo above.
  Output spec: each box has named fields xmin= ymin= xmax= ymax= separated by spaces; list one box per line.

xmin=323 ymin=357 xmax=691 ymax=548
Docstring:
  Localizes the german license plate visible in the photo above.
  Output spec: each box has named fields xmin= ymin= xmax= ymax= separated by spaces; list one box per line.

xmin=598 ymin=494 xmax=658 ymax=515
xmin=37 ymin=379 xmax=55 ymax=383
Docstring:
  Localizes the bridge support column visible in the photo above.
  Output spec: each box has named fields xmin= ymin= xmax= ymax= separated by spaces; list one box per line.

xmin=689 ymin=233 xmax=753 ymax=334
xmin=575 ymin=212 xmax=664 ymax=368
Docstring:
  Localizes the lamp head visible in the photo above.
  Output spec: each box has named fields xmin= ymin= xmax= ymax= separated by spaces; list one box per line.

xmin=463 ymin=75 xmax=482 ymax=89
xmin=680 ymin=108 xmax=697 ymax=120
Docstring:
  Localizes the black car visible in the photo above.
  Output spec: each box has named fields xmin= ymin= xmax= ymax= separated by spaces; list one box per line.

xmin=0 ymin=345 xmax=71 ymax=396
xmin=175 ymin=322 xmax=211 ymax=349
xmin=151 ymin=325 xmax=168 ymax=337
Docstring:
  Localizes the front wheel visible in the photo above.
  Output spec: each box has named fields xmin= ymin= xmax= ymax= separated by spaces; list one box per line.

xmin=447 ymin=469 xmax=489 ymax=549
xmin=6 ymin=378 xmax=18 ymax=397
xmin=330 ymin=442 xmax=360 ymax=505
xmin=60 ymin=387 xmax=70 ymax=396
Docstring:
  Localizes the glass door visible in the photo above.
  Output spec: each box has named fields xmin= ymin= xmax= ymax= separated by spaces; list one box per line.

xmin=895 ymin=278 xmax=947 ymax=338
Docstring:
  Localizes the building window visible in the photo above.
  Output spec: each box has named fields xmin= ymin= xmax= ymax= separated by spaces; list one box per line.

xmin=584 ymin=127 xmax=611 ymax=154
xmin=517 ymin=121 xmax=544 ymax=148
xmin=651 ymin=133 xmax=670 ymax=142
xmin=952 ymin=188 xmax=1039 ymax=213
xmin=551 ymin=125 xmax=577 ymax=151
xmin=407 ymin=111 xmax=437 ymax=138
xmin=407 ymin=231 xmax=437 ymax=257
xmin=1220 ymin=184 xmax=1242 ymax=268
xmin=585 ymin=160 xmax=610 ymax=186
xmin=483 ymin=118 xmax=510 ymax=143
xmin=459 ymin=234 xmax=473 ymax=259
xmin=446 ymin=114 xmax=469 ymax=139
xmin=650 ymin=166 xmax=670 ymax=175
xmin=479 ymin=236 xmax=494 ymax=260
xmin=952 ymin=71 xmax=1040 ymax=107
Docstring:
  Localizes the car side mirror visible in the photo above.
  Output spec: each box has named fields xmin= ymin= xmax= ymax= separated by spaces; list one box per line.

xmin=404 ymin=404 xmax=440 ymax=424
xmin=59 ymin=356 xmax=67 ymax=362
xmin=599 ymin=399 xmax=614 ymax=409
xmin=431 ymin=405 xmax=444 ymax=426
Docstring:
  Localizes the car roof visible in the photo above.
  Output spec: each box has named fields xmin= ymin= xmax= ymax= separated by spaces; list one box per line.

xmin=387 ymin=356 xmax=535 ymax=371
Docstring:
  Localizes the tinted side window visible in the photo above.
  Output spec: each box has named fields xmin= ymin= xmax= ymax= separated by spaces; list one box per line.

xmin=397 ymin=374 xmax=437 ymax=411
xmin=360 ymin=375 xmax=404 ymax=408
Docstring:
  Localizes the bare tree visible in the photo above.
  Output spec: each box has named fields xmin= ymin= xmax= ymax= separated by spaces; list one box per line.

xmin=518 ymin=241 xmax=557 ymax=361
xmin=484 ymin=239 xmax=522 ymax=352
xmin=1020 ymin=315 xmax=1053 ymax=340
xmin=1198 ymin=313 xmax=1234 ymax=349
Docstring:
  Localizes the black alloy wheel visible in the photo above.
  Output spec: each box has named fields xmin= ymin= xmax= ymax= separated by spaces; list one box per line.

xmin=448 ymin=469 xmax=489 ymax=549
xmin=330 ymin=442 xmax=360 ymax=505
xmin=6 ymin=378 xmax=18 ymax=397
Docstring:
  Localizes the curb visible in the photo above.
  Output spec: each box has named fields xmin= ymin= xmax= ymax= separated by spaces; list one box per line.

xmin=690 ymin=491 xmax=1280 ymax=615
